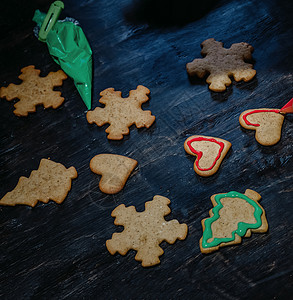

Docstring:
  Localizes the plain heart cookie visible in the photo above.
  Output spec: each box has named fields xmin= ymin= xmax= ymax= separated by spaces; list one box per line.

xmin=184 ymin=135 xmax=231 ymax=177
xmin=90 ymin=154 xmax=138 ymax=194
xmin=239 ymin=108 xmax=284 ymax=146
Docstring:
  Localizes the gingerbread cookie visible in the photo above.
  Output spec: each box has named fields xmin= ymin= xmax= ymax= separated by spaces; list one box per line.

xmin=90 ymin=154 xmax=138 ymax=194
xmin=200 ymin=189 xmax=268 ymax=254
xmin=186 ymin=38 xmax=256 ymax=92
xmin=86 ymin=85 xmax=155 ymax=140
xmin=0 ymin=159 xmax=77 ymax=207
xmin=0 ymin=65 xmax=67 ymax=116
xmin=239 ymin=108 xmax=284 ymax=146
xmin=184 ymin=135 xmax=231 ymax=177
xmin=106 ymin=195 xmax=188 ymax=267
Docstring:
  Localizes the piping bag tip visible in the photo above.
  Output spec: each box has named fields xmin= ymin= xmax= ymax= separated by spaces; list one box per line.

xmin=76 ymin=83 xmax=91 ymax=110
xmin=280 ymin=98 xmax=293 ymax=114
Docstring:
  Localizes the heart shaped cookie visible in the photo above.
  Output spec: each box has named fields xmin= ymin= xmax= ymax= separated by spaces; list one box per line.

xmin=239 ymin=109 xmax=284 ymax=146
xmin=184 ymin=135 xmax=231 ymax=177
xmin=90 ymin=154 xmax=138 ymax=194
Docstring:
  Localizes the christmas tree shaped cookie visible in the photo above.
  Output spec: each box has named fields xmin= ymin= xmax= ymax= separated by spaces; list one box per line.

xmin=0 ymin=65 xmax=67 ymax=116
xmin=200 ymin=189 xmax=268 ymax=254
xmin=186 ymin=38 xmax=256 ymax=92
xmin=106 ymin=195 xmax=188 ymax=267
xmin=184 ymin=135 xmax=231 ymax=177
xmin=87 ymin=85 xmax=155 ymax=140
xmin=0 ymin=159 xmax=77 ymax=207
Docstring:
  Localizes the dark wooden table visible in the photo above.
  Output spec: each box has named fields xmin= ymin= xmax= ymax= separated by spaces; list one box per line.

xmin=1 ymin=0 xmax=293 ymax=298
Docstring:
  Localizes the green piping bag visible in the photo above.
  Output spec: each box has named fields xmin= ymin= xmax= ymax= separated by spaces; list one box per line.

xmin=33 ymin=1 xmax=92 ymax=109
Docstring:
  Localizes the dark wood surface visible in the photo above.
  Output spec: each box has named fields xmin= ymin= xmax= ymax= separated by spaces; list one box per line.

xmin=1 ymin=0 xmax=293 ymax=299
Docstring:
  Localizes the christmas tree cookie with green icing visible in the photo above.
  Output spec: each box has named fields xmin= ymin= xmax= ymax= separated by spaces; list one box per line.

xmin=200 ymin=189 xmax=268 ymax=254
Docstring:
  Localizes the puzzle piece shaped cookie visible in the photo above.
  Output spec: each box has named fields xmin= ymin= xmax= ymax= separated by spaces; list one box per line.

xmin=184 ymin=135 xmax=231 ymax=177
xmin=186 ymin=38 xmax=256 ymax=92
xmin=0 ymin=65 xmax=67 ymax=116
xmin=86 ymin=85 xmax=155 ymax=140
xmin=239 ymin=108 xmax=284 ymax=146
xmin=200 ymin=189 xmax=268 ymax=254
xmin=90 ymin=154 xmax=138 ymax=194
xmin=106 ymin=195 xmax=188 ymax=267
xmin=0 ymin=159 xmax=77 ymax=207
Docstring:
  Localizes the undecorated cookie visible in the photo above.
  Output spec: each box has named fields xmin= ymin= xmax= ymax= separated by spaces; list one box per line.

xmin=106 ymin=195 xmax=188 ymax=267
xmin=86 ymin=85 xmax=155 ymax=140
xmin=200 ymin=189 xmax=268 ymax=254
xmin=90 ymin=154 xmax=138 ymax=194
xmin=0 ymin=159 xmax=77 ymax=207
xmin=0 ymin=65 xmax=67 ymax=116
xmin=186 ymin=38 xmax=256 ymax=92
xmin=239 ymin=108 xmax=284 ymax=146
xmin=184 ymin=135 xmax=231 ymax=177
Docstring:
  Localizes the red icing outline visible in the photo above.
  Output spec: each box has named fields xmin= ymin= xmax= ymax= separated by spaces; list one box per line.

xmin=186 ymin=137 xmax=224 ymax=171
xmin=242 ymin=109 xmax=280 ymax=127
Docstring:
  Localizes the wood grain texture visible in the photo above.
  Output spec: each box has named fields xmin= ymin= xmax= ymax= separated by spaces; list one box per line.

xmin=0 ymin=0 xmax=293 ymax=299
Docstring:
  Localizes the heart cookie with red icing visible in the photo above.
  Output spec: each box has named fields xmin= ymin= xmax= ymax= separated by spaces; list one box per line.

xmin=184 ymin=135 xmax=231 ymax=177
xmin=239 ymin=108 xmax=284 ymax=146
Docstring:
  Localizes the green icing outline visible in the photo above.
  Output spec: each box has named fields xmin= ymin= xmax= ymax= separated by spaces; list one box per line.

xmin=202 ymin=191 xmax=263 ymax=249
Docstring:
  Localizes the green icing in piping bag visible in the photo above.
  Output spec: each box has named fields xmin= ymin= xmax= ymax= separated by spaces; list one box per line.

xmin=33 ymin=1 xmax=92 ymax=110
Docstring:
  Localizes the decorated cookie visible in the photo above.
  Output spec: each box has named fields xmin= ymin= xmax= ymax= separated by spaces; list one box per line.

xmin=106 ymin=195 xmax=188 ymax=267
xmin=184 ymin=135 xmax=231 ymax=177
xmin=90 ymin=154 xmax=138 ymax=194
xmin=86 ymin=85 xmax=155 ymax=140
xmin=200 ymin=189 xmax=268 ymax=254
xmin=186 ymin=38 xmax=256 ymax=92
xmin=0 ymin=159 xmax=77 ymax=207
xmin=239 ymin=108 xmax=284 ymax=146
xmin=0 ymin=65 xmax=67 ymax=116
